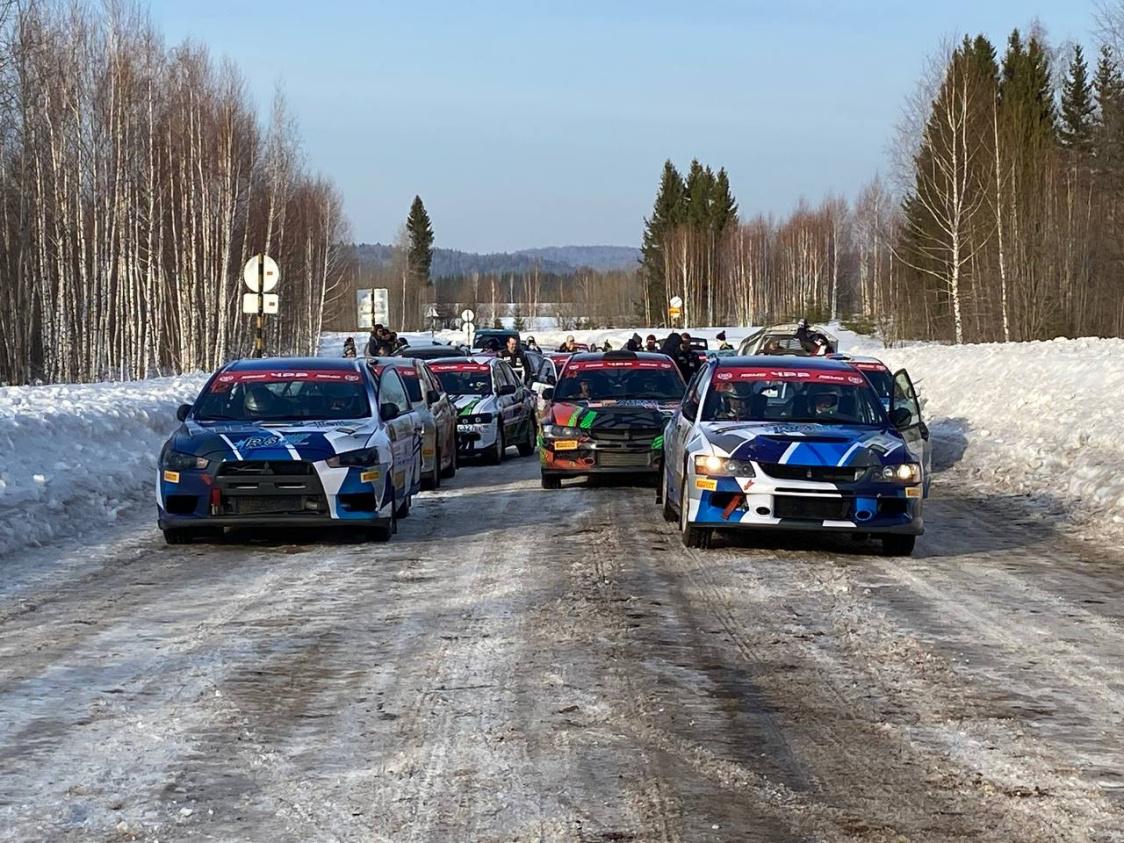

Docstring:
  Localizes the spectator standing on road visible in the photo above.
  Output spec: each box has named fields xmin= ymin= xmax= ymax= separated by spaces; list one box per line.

xmin=645 ymin=334 xmax=659 ymax=352
xmin=678 ymin=332 xmax=702 ymax=380
xmin=525 ymin=336 xmax=541 ymax=352
xmin=558 ymin=335 xmax=578 ymax=353
xmin=499 ymin=335 xmax=527 ymax=370
xmin=342 ymin=337 xmax=357 ymax=358
xmin=716 ymin=331 xmax=733 ymax=350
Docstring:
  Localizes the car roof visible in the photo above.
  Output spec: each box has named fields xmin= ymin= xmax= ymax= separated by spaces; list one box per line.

xmin=714 ymin=355 xmax=858 ymax=372
xmin=225 ymin=357 xmax=361 ymax=372
xmin=830 ymin=353 xmax=888 ymax=367
xmin=758 ymin=323 xmax=839 ymax=341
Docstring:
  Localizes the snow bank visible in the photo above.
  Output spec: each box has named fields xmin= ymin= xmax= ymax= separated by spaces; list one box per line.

xmin=857 ymin=337 xmax=1124 ymax=539
xmin=0 ymin=376 xmax=207 ymax=556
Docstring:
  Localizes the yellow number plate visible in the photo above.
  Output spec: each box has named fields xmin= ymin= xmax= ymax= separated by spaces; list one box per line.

xmin=553 ymin=439 xmax=579 ymax=451
xmin=360 ymin=469 xmax=381 ymax=484
xmin=163 ymin=470 xmax=180 ymax=484
xmin=905 ymin=486 xmax=922 ymax=498
xmin=695 ymin=478 xmax=718 ymax=491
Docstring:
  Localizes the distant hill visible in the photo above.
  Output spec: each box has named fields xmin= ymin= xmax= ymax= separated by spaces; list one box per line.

xmin=353 ymin=243 xmax=641 ymax=278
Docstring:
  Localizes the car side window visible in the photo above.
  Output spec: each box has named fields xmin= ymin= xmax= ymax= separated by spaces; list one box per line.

xmin=681 ymin=367 xmax=707 ymax=420
xmin=379 ymin=370 xmax=409 ymax=415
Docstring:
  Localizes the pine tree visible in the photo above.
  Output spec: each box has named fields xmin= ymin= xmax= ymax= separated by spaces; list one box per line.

xmin=639 ymin=161 xmax=685 ymax=323
xmin=406 ymin=195 xmax=434 ymax=286
xmin=1060 ymin=45 xmax=1094 ymax=153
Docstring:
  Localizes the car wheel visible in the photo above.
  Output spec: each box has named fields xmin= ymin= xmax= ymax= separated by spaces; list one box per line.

xmin=367 ymin=498 xmax=395 ymax=542
xmin=487 ymin=424 xmax=505 ymax=465
xmin=440 ymin=441 xmax=457 ymax=478
xmin=517 ymin=420 xmax=536 ymax=457
xmin=881 ymin=534 xmax=916 ymax=556
xmin=422 ymin=449 xmax=440 ymax=491
xmin=395 ymin=491 xmax=411 ymax=519
xmin=660 ymin=469 xmax=677 ymax=522
xmin=541 ymin=472 xmax=562 ymax=490
xmin=679 ymin=475 xmax=710 ymax=548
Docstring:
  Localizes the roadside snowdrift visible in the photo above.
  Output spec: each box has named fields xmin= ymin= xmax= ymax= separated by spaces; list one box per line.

xmin=0 ymin=376 xmax=206 ymax=556
xmin=863 ymin=337 xmax=1124 ymax=538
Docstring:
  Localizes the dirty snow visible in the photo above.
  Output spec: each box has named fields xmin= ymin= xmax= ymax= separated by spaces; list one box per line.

xmin=0 ymin=375 xmax=206 ymax=557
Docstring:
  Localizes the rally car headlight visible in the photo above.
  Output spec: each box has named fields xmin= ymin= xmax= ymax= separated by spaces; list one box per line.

xmin=694 ymin=455 xmax=755 ymax=477
xmin=460 ymin=413 xmax=494 ymax=425
xmin=881 ymin=463 xmax=921 ymax=484
xmin=163 ymin=450 xmax=209 ymax=471
xmin=543 ymin=424 xmax=582 ymax=438
xmin=326 ymin=447 xmax=381 ymax=468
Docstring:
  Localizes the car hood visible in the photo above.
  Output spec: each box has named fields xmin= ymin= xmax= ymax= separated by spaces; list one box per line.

xmin=451 ymin=394 xmax=497 ymax=416
xmin=550 ymin=400 xmax=677 ymax=431
xmin=699 ymin=421 xmax=909 ymax=467
xmin=173 ymin=418 xmax=378 ymax=462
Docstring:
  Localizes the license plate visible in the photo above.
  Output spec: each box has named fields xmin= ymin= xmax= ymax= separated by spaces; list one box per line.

xmin=553 ymin=439 xmax=579 ymax=451
xmin=696 ymin=478 xmax=718 ymax=491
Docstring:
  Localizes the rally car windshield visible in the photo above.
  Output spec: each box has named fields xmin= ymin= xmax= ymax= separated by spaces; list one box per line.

xmin=554 ymin=366 xmax=684 ymax=402
xmin=702 ymin=369 xmax=885 ymax=426
xmin=196 ymin=373 xmax=370 ymax=421
xmin=433 ymin=369 xmax=492 ymax=396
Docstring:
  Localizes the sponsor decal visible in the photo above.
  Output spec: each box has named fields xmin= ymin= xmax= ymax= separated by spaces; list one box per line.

xmin=422 ymin=447 xmax=435 ymax=457
xmin=566 ymin=360 xmax=674 ymax=371
xmin=695 ymin=478 xmax=718 ymax=491
xmin=394 ymin=470 xmax=406 ymax=487
xmin=651 ymin=434 xmax=664 ymax=450
xmin=234 ymin=432 xmax=312 ymax=451
xmin=360 ymin=469 xmax=381 ymax=484
xmin=430 ymin=362 xmax=489 ymax=373
xmin=553 ymin=439 xmax=579 ymax=451
xmin=163 ymin=470 xmax=180 ymax=484
xmin=212 ymin=370 xmax=360 ymax=390
xmin=713 ymin=368 xmax=865 ymax=385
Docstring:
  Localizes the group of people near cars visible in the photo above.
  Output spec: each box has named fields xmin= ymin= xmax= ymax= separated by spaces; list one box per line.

xmin=341 ymin=325 xmax=412 ymax=358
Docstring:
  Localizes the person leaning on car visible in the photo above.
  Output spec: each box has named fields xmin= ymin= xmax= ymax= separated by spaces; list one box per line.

xmin=498 ymin=335 xmax=528 ymax=370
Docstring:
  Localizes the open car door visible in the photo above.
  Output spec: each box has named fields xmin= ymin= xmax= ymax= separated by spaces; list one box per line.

xmin=890 ymin=368 xmax=932 ymax=495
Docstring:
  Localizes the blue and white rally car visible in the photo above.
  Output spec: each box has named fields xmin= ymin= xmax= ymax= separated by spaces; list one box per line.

xmin=660 ymin=356 xmax=929 ymax=555
xmin=157 ymin=358 xmax=422 ymax=544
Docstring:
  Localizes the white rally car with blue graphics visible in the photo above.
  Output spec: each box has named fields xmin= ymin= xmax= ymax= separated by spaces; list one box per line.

xmin=428 ymin=356 xmax=537 ymax=464
xmin=156 ymin=358 xmax=421 ymax=544
xmin=661 ymin=356 xmax=929 ymax=555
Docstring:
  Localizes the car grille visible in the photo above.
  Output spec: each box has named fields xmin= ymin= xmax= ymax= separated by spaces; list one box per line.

xmin=230 ymin=495 xmax=327 ymax=516
xmin=760 ymin=464 xmax=864 ymax=483
xmin=588 ymin=427 xmax=661 ymax=443
xmin=773 ymin=495 xmax=851 ymax=521
xmin=597 ymin=452 xmax=653 ymax=468
xmin=218 ymin=461 xmax=315 ymax=476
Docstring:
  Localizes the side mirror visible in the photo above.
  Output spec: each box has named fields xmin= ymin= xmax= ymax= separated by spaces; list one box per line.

xmin=380 ymin=402 xmax=400 ymax=421
xmin=176 ymin=404 xmax=192 ymax=422
xmin=497 ymin=384 xmax=516 ymax=397
xmin=426 ymin=389 xmax=441 ymax=405
xmin=918 ymin=421 xmax=930 ymax=441
xmin=541 ymin=387 xmax=554 ymax=401
xmin=891 ymin=406 xmax=913 ymax=429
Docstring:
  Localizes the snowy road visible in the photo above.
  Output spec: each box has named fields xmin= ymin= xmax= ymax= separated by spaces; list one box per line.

xmin=1 ymin=456 xmax=1123 ymax=841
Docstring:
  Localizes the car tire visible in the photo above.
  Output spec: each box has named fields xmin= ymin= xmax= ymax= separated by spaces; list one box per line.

xmin=516 ymin=420 xmax=535 ymax=457
xmin=881 ymin=534 xmax=916 ymax=557
xmin=163 ymin=527 xmax=220 ymax=545
xmin=421 ymin=449 xmax=440 ymax=491
xmin=679 ymin=475 xmax=710 ymax=548
xmin=440 ymin=443 xmax=457 ymax=478
xmin=487 ymin=425 xmax=505 ymax=465
xmin=367 ymin=506 xmax=395 ymax=542
xmin=395 ymin=491 xmax=411 ymax=519
xmin=661 ymin=470 xmax=677 ymax=522
xmin=541 ymin=472 xmax=562 ymax=490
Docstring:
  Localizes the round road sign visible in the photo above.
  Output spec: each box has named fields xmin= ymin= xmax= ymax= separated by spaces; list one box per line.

xmin=460 ymin=308 xmax=475 ymax=323
xmin=243 ymin=255 xmax=280 ymax=293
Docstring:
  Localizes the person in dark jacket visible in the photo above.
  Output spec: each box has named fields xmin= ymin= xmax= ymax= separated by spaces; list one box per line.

xmin=625 ymin=333 xmax=642 ymax=352
xmin=677 ymin=332 xmax=702 ymax=380
xmin=342 ymin=337 xmax=357 ymax=358
xmin=645 ymin=334 xmax=659 ymax=352
xmin=716 ymin=331 xmax=733 ymax=351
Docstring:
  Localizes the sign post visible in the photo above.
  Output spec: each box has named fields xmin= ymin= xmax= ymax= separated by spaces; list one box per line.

xmin=243 ymin=254 xmax=280 ymax=357
xmin=668 ymin=295 xmax=683 ymax=328
xmin=461 ymin=308 xmax=475 ymax=346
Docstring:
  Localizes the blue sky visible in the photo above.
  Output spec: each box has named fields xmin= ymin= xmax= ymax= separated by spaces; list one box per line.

xmin=149 ymin=1 xmax=1095 ymax=251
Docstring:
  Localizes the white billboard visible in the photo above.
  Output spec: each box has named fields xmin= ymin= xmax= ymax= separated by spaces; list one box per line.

xmin=356 ymin=288 xmax=390 ymax=329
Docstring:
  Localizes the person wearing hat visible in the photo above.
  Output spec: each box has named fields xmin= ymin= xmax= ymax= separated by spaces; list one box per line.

xmin=716 ymin=330 xmax=733 ymax=351
xmin=525 ymin=335 xmax=541 ymax=352
xmin=342 ymin=337 xmax=357 ymax=358
xmin=558 ymin=335 xmax=578 ymax=353
xmin=644 ymin=334 xmax=659 ymax=352
xmin=625 ymin=332 xmax=642 ymax=352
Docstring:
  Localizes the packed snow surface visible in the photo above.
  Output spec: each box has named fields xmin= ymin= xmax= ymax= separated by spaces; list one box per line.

xmin=0 ymin=375 xmax=206 ymax=556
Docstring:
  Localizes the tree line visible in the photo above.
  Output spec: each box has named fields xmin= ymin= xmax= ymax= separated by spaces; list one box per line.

xmin=0 ymin=1 xmax=349 ymax=385
xmin=640 ymin=16 xmax=1124 ymax=342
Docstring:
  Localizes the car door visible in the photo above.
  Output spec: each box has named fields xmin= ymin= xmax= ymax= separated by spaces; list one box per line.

xmin=377 ymin=369 xmax=417 ymax=497
xmin=493 ymin=362 xmax=520 ymax=437
xmin=403 ymin=362 xmax=436 ymax=470
xmin=890 ymin=368 xmax=932 ymax=494
xmin=421 ymin=363 xmax=456 ymax=466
